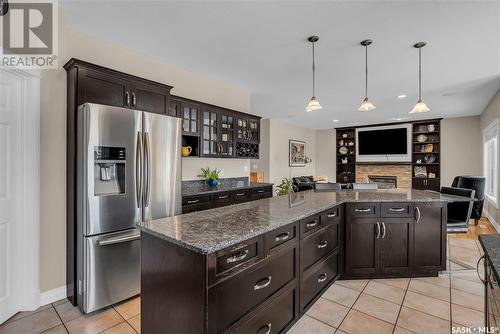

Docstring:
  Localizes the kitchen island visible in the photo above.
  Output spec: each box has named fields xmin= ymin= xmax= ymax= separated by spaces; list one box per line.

xmin=138 ymin=189 xmax=469 ymax=334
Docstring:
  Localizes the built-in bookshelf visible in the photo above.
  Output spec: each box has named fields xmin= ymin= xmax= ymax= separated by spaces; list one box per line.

xmin=411 ymin=119 xmax=441 ymax=191
xmin=336 ymin=128 xmax=356 ymax=183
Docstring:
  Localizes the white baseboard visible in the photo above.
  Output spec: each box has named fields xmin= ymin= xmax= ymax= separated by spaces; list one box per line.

xmin=484 ymin=210 xmax=500 ymax=233
xmin=40 ymin=286 xmax=67 ymax=306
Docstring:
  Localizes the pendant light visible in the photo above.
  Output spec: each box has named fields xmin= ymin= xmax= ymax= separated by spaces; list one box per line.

xmin=306 ymin=36 xmax=322 ymax=112
xmin=358 ymin=39 xmax=376 ymax=112
xmin=410 ymin=41 xmax=430 ymax=113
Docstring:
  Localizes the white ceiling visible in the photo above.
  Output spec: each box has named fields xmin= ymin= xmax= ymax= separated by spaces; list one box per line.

xmin=61 ymin=1 xmax=500 ymax=129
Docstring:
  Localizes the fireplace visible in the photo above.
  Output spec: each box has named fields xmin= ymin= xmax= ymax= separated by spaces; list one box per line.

xmin=368 ymin=175 xmax=398 ymax=189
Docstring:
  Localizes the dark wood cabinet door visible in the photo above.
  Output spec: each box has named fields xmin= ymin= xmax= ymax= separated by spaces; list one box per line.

xmin=426 ymin=178 xmax=441 ymax=191
xmin=131 ymin=81 xmax=170 ymax=114
xmin=413 ymin=204 xmax=446 ymax=274
xmin=181 ymin=102 xmax=200 ymax=136
xmin=201 ymin=109 xmax=220 ymax=156
xmin=345 ymin=218 xmax=380 ymax=277
xmin=379 ymin=218 xmax=413 ymax=276
xmin=412 ymin=178 xmax=440 ymax=191
xmin=77 ymin=68 xmax=131 ymax=108
xmin=169 ymin=98 xmax=181 ymax=118
xmin=218 ymin=111 xmax=236 ymax=157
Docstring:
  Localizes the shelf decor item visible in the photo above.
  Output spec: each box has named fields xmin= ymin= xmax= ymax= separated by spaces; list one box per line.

xmin=416 ymin=134 xmax=428 ymax=143
xmin=421 ymin=144 xmax=434 ymax=153
xmin=427 ymin=124 xmax=436 ymax=132
xmin=197 ymin=167 xmax=221 ymax=187
xmin=424 ymin=154 xmax=436 ymax=163
xmin=289 ymin=140 xmax=307 ymax=167
xmin=341 ymin=157 xmax=348 ymax=164
xmin=414 ymin=166 xmax=427 ymax=178
xmin=339 ymin=146 xmax=348 ymax=155
xmin=182 ymin=146 xmax=192 ymax=157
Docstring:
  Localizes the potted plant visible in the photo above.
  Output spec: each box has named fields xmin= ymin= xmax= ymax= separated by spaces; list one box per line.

xmin=198 ymin=167 xmax=221 ymax=187
xmin=275 ymin=178 xmax=297 ymax=196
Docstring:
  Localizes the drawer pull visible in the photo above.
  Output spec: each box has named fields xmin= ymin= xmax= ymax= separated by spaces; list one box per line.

xmin=389 ymin=207 xmax=406 ymax=212
xmin=187 ymin=199 xmax=200 ymax=204
xmin=236 ymin=192 xmax=246 ymax=196
xmin=254 ymin=276 xmax=272 ymax=290
xmin=327 ymin=212 xmax=337 ymax=218
xmin=227 ymin=249 xmax=249 ymax=263
xmin=257 ymin=323 xmax=272 ymax=334
xmin=275 ymin=232 xmax=290 ymax=242
xmin=317 ymin=241 xmax=328 ymax=249
xmin=218 ymin=195 xmax=229 ymax=199
xmin=318 ymin=273 xmax=328 ymax=283
xmin=355 ymin=208 xmax=371 ymax=212
xmin=257 ymin=189 xmax=265 ymax=193
xmin=306 ymin=220 xmax=319 ymax=228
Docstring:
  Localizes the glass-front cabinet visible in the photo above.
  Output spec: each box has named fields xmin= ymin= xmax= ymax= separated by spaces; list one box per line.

xmin=181 ymin=103 xmax=199 ymax=136
xmin=237 ymin=116 xmax=259 ymax=142
xmin=219 ymin=112 xmax=235 ymax=157
xmin=202 ymin=109 xmax=236 ymax=157
xmin=202 ymin=109 xmax=219 ymax=156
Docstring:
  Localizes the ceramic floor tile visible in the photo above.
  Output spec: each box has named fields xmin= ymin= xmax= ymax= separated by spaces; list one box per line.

xmin=352 ymin=293 xmax=400 ymax=324
xmin=339 ymin=309 xmax=394 ymax=334
xmin=65 ymin=308 xmax=122 ymax=334
xmin=407 ymin=279 xmax=450 ymax=302
xmin=451 ymin=277 xmax=484 ymax=296
xmin=288 ymin=315 xmax=336 ymax=334
xmin=449 ymin=261 xmax=469 ymax=271
xmin=411 ymin=274 xmax=450 ymax=288
xmin=451 ymin=288 xmax=484 ymax=312
xmin=41 ymin=325 xmax=69 ymax=334
xmin=451 ymin=304 xmax=484 ymax=328
xmin=54 ymin=301 xmax=83 ymax=323
xmin=334 ymin=279 xmax=369 ymax=292
xmin=322 ymin=283 xmax=360 ymax=307
xmin=52 ymin=299 xmax=69 ymax=307
xmin=363 ymin=280 xmax=406 ymax=304
xmin=127 ymin=314 xmax=140 ymax=334
xmin=0 ymin=308 xmax=62 ymax=334
xmin=306 ymin=298 xmax=349 ymax=328
xmin=101 ymin=322 xmax=137 ymax=334
xmin=3 ymin=304 xmax=53 ymax=324
xmin=372 ymin=278 xmax=410 ymax=290
xmin=396 ymin=306 xmax=450 ymax=334
xmin=451 ymin=271 xmax=483 ymax=284
xmin=113 ymin=297 xmax=140 ymax=320
xmin=449 ymin=238 xmax=481 ymax=250
xmin=403 ymin=291 xmax=450 ymax=320
xmin=393 ymin=326 xmax=416 ymax=334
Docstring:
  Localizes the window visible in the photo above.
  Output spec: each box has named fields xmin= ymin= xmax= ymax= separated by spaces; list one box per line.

xmin=484 ymin=119 xmax=498 ymax=207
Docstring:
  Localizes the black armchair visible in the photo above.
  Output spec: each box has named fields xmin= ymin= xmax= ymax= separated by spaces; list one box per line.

xmin=441 ymin=186 xmax=475 ymax=233
xmin=451 ymin=176 xmax=486 ymax=225
xmin=292 ymin=176 xmax=315 ymax=192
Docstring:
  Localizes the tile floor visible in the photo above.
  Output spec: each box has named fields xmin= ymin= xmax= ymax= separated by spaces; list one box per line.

xmin=0 ymin=235 xmax=488 ymax=334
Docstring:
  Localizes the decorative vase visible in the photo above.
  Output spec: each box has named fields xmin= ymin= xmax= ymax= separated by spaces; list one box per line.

xmin=182 ymin=146 xmax=192 ymax=157
xmin=208 ymin=179 xmax=218 ymax=187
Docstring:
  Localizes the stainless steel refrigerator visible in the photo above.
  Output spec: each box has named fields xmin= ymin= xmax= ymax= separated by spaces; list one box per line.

xmin=76 ymin=103 xmax=181 ymax=313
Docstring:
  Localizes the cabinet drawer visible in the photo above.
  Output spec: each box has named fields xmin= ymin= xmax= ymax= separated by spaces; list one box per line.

xmin=227 ymin=285 xmax=297 ymax=334
xmin=213 ymin=192 xmax=233 ymax=207
xmin=213 ymin=236 xmax=264 ymax=281
xmin=322 ymin=205 xmax=343 ymax=225
xmin=250 ymin=186 xmax=272 ymax=199
xmin=381 ymin=203 xmax=414 ymax=218
xmin=209 ymin=247 xmax=296 ymax=333
xmin=347 ymin=203 xmax=380 ymax=218
xmin=301 ymin=250 xmax=339 ymax=311
xmin=301 ymin=223 xmax=340 ymax=271
xmin=265 ymin=223 xmax=297 ymax=253
xmin=232 ymin=189 xmax=250 ymax=203
xmin=300 ymin=213 xmax=322 ymax=237
xmin=182 ymin=195 xmax=211 ymax=206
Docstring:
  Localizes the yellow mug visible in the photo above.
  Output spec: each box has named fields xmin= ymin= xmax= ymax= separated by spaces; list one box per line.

xmin=182 ymin=146 xmax=192 ymax=157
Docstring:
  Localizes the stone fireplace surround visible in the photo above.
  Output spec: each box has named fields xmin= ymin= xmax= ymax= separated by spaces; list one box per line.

xmin=355 ymin=164 xmax=412 ymax=188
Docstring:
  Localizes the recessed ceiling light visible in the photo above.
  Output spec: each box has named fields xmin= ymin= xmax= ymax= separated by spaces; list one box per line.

xmin=397 ymin=94 xmax=407 ymax=99
xmin=332 ymin=119 xmax=339 ymax=123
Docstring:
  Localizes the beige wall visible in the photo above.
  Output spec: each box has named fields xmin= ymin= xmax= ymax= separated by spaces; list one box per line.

xmin=441 ymin=116 xmax=482 ymax=187
xmin=480 ymin=89 xmax=500 ymax=225
xmin=39 ymin=13 xmax=251 ymax=292
xmin=315 ymin=129 xmax=336 ymax=182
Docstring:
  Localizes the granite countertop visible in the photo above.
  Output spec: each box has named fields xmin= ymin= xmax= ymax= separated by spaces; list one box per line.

xmin=139 ymin=189 xmax=473 ymax=255
xmin=182 ymin=177 xmax=273 ymax=197
xmin=479 ymin=234 xmax=500 ymax=282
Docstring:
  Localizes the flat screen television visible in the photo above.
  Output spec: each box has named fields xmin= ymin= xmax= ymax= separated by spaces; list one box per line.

xmin=355 ymin=124 xmax=412 ymax=162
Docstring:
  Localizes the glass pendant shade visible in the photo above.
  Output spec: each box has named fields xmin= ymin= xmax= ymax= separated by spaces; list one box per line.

xmin=409 ymin=99 xmax=430 ymax=113
xmin=306 ymin=96 xmax=322 ymax=112
xmin=358 ymin=97 xmax=376 ymax=112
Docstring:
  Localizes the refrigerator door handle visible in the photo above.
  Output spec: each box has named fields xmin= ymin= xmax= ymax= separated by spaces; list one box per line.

xmin=97 ymin=232 xmax=140 ymax=246
xmin=135 ymin=131 xmax=142 ymax=208
xmin=144 ymin=132 xmax=152 ymax=208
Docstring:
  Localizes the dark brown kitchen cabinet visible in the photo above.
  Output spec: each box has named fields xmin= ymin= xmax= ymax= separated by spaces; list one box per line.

xmin=219 ymin=111 xmax=236 ymax=157
xmin=345 ymin=218 xmax=380 ymax=277
xmin=202 ymin=109 xmax=220 ymax=157
xmin=236 ymin=115 xmax=260 ymax=143
xmin=130 ymin=81 xmax=170 ymax=115
xmin=76 ymin=67 xmax=131 ymax=108
xmin=168 ymin=97 xmax=181 ymax=118
xmin=412 ymin=177 xmax=441 ymax=192
xmin=379 ymin=218 xmax=413 ymax=276
xmin=181 ymin=101 xmax=201 ymax=136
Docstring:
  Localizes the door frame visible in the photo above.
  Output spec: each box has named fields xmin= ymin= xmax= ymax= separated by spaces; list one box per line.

xmin=0 ymin=66 xmax=41 ymax=319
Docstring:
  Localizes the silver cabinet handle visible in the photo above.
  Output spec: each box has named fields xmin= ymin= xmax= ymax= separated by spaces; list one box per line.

xmin=227 ymin=249 xmax=249 ymax=263
xmin=415 ymin=206 xmax=421 ymax=223
xmin=306 ymin=219 xmax=319 ymax=228
xmin=132 ymin=92 xmax=137 ymax=107
xmin=187 ymin=199 xmax=200 ymax=204
xmin=236 ymin=192 xmax=246 ymax=196
xmin=318 ymin=273 xmax=328 ymax=283
xmin=327 ymin=212 xmax=337 ymax=218
xmin=381 ymin=222 xmax=386 ymax=238
xmin=355 ymin=208 xmax=371 ymax=212
xmin=125 ymin=91 xmax=130 ymax=106
xmin=218 ymin=195 xmax=229 ymax=199
xmin=257 ymin=189 xmax=265 ymax=193
xmin=275 ymin=232 xmax=290 ymax=242
xmin=389 ymin=208 xmax=405 ymax=212
xmin=317 ymin=241 xmax=328 ymax=249
xmin=258 ymin=323 xmax=272 ymax=334
xmin=98 ymin=233 xmax=140 ymax=246
xmin=376 ymin=222 xmax=381 ymax=239
xmin=254 ymin=276 xmax=272 ymax=290
xmin=135 ymin=132 xmax=142 ymax=208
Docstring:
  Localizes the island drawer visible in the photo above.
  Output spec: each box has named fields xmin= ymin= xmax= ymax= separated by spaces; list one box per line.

xmin=208 ymin=246 xmax=296 ymax=333
xmin=212 ymin=191 xmax=233 ymax=207
xmin=250 ymin=186 xmax=273 ymax=200
xmin=223 ymin=283 xmax=297 ymax=334
xmin=380 ymin=203 xmax=414 ymax=218
xmin=209 ymin=235 xmax=265 ymax=284
xmin=347 ymin=202 xmax=380 ymax=218
xmin=300 ymin=249 xmax=339 ymax=312
xmin=322 ymin=205 xmax=343 ymax=225
xmin=232 ymin=189 xmax=250 ymax=203
xmin=265 ymin=223 xmax=297 ymax=253
xmin=300 ymin=213 xmax=323 ymax=237
xmin=301 ymin=223 xmax=340 ymax=271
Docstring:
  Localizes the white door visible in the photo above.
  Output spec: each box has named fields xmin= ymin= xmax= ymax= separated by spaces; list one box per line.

xmin=0 ymin=69 xmax=23 ymax=323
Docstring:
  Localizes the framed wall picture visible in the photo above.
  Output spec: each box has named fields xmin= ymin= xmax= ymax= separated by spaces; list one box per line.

xmin=289 ymin=140 xmax=306 ymax=167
